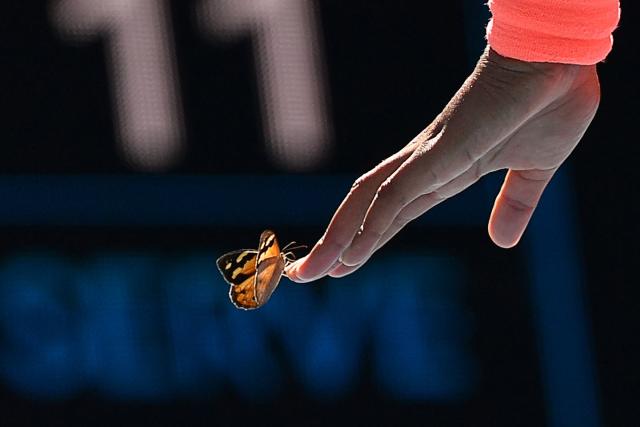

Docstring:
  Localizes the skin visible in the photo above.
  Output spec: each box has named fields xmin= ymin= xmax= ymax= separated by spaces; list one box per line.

xmin=286 ymin=46 xmax=601 ymax=283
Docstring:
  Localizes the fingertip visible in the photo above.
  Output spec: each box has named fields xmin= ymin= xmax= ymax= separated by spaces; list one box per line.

xmin=286 ymin=271 xmax=312 ymax=283
xmin=285 ymin=256 xmax=340 ymax=283
xmin=488 ymin=168 xmax=553 ymax=250
xmin=284 ymin=258 xmax=310 ymax=283
xmin=488 ymin=225 xmax=520 ymax=248
xmin=487 ymin=214 xmax=524 ymax=249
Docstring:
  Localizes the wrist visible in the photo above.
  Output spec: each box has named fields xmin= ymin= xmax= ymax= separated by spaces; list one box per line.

xmin=484 ymin=46 xmax=583 ymax=76
xmin=469 ymin=45 xmax=600 ymax=121
xmin=481 ymin=46 xmax=597 ymax=93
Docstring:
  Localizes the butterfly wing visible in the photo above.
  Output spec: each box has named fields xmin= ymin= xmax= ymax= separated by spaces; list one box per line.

xmin=216 ymin=249 xmax=261 ymax=310
xmin=255 ymin=230 xmax=286 ymax=306
xmin=229 ymin=275 xmax=260 ymax=310
xmin=216 ymin=249 xmax=259 ymax=286
xmin=255 ymin=255 xmax=285 ymax=307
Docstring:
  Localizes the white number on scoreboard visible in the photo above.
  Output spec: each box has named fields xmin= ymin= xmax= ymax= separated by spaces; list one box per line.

xmin=52 ymin=0 xmax=332 ymax=171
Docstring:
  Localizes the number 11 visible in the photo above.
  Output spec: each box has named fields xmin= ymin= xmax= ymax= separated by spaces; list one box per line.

xmin=51 ymin=0 xmax=332 ymax=171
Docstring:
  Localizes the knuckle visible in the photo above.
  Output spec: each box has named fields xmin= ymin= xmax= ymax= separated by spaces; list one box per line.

xmin=503 ymin=194 xmax=535 ymax=212
xmin=317 ymin=234 xmax=349 ymax=253
xmin=424 ymin=167 xmax=442 ymax=189
xmin=351 ymin=175 xmax=366 ymax=190
xmin=471 ymin=161 xmax=484 ymax=181
xmin=362 ymin=226 xmax=384 ymax=240
xmin=349 ymin=171 xmax=376 ymax=195
xmin=376 ymin=178 xmax=407 ymax=206
xmin=516 ymin=168 xmax=554 ymax=183
xmin=430 ymin=190 xmax=446 ymax=202
xmin=463 ymin=145 xmax=477 ymax=164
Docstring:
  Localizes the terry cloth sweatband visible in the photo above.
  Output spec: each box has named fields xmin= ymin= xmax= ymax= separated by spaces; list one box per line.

xmin=486 ymin=0 xmax=621 ymax=65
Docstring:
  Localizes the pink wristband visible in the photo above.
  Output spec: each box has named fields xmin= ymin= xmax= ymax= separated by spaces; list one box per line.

xmin=486 ymin=0 xmax=621 ymax=65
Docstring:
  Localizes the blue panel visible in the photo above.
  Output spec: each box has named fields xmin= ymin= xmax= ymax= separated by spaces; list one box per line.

xmin=371 ymin=255 xmax=475 ymax=400
xmin=0 ymin=251 xmax=474 ymax=401
xmin=74 ymin=254 xmax=170 ymax=399
xmin=0 ymin=175 xmax=491 ymax=226
xmin=527 ymin=170 xmax=601 ymax=427
xmin=163 ymin=255 xmax=227 ymax=395
xmin=0 ymin=254 xmax=80 ymax=398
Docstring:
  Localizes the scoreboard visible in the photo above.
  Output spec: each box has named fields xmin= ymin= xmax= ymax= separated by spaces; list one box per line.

xmin=0 ymin=0 xmax=470 ymax=174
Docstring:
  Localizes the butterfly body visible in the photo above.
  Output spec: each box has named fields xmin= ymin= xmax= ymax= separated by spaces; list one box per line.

xmin=216 ymin=230 xmax=293 ymax=310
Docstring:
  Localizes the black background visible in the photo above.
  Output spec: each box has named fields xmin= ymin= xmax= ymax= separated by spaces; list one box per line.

xmin=0 ymin=1 xmax=638 ymax=426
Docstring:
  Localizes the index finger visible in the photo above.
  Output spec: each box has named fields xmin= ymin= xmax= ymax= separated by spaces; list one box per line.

xmin=286 ymin=148 xmax=413 ymax=283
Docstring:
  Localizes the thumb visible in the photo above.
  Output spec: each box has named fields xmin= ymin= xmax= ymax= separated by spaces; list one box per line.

xmin=488 ymin=168 xmax=556 ymax=248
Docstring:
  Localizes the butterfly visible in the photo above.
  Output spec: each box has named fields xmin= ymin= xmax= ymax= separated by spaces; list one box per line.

xmin=216 ymin=230 xmax=303 ymax=310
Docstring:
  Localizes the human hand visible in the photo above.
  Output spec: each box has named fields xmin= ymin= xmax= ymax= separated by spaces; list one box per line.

xmin=287 ymin=46 xmax=601 ymax=282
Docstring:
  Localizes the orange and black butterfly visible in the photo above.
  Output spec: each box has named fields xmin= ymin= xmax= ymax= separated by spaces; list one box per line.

xmin=216 ymin=230 xmax=303 ymax=310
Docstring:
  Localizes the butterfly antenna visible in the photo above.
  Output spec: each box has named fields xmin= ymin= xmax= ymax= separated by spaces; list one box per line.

xmin=281 ymin=242 xmax=307 ymax=265
xmin=282 ymin=242 xmax=308 ymax=252
xmin=281 ymin=241 xmax=296 ymax=251
xmin=282 ymin=255 xmax=298 ymax=278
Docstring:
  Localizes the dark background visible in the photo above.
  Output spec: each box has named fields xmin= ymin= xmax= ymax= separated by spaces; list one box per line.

xmin=0 ymin=1 xmax=637 ymax=426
